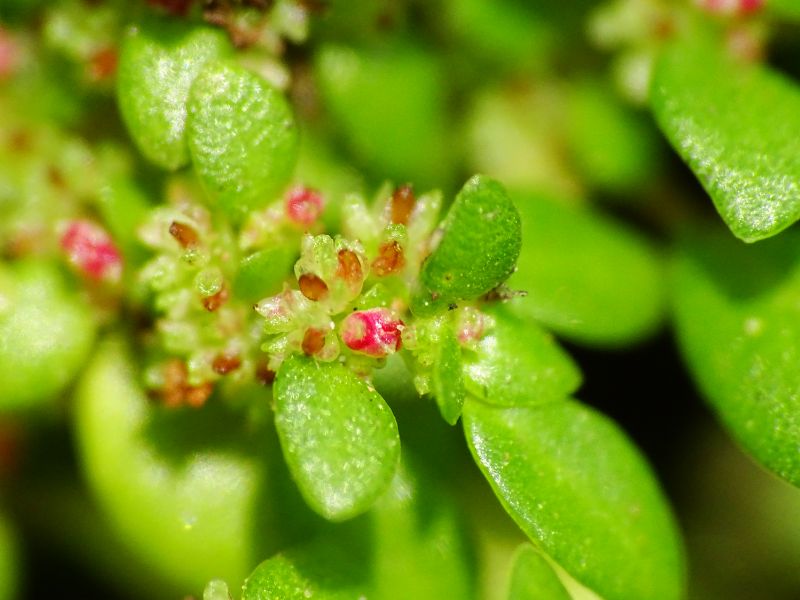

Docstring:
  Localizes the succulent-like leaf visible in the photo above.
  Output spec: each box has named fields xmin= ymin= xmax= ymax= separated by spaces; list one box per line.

xmin=274 ymin=356 xmax=400 ymax=521
xmin=463 ymin=398 xmax=685 ymax=600
xmin=116 ymin=20 xmax=232 ymax=170
xmin=463 ymin=307 xmax=581 ymax=407
xmin=419 ymin=175 xmax=521 ymax=305
xmin=652 ymin=35 xmax=800 ymax=242
xmin=0 ymin=260 xmax=95 ymax=412
xmin=187 ymin=62 xmax=299 ymax=222
xmin=672 ymin=228 xmax=800 ymax=487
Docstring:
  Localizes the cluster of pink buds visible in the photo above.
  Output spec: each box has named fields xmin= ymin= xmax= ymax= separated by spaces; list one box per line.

xmin=696 ymin=0 xmax=763 ymax=16
xmin=60 ymin=219 xmax=122 ymax=282
xmin=341 ymin=308 xmax=404 ymax=358
xmin=285 ymin=186 xmax=324 ymax=228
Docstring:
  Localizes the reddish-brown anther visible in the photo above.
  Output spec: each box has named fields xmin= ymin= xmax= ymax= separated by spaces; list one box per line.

xmin=299 ymin=273 xmax=329 ymax=301
xmin=341 ymin=309 xmax=404 ymax=358
xmin=60 ymin=219 xmax=123 ymax=282
xmin=161 ymin=359 xmax=214 ymax=408
xmin=212 ymin=354 xmax=242 ymax=375
xmin=336 ymin=249 xmax=363 ymax=285
xmin=371 ymin=241 xmax=406 ymax=277
xmin=302 ymin=328 xmax=326 ymax=356
xmin=202 ymin=285 xmax=229 ymax=311
xmin=285 ymin=186 xmax=324 ymax=227
xmin=169 ymin=221 xmax=199 ymax=248
xmin=88 ymin=47 xmax=118 ymax=81
xmin=256 ymin=363 xmax=276 ymax=385
xmin=390 ymin=184 xmax=415 ymax=225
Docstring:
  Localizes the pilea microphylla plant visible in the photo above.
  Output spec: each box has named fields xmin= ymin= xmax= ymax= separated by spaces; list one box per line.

xmin=9 ymin=0 xmax=800 ymax=598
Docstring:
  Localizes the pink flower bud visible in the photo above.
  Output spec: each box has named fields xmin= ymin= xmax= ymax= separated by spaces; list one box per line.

xmin=341 ymin=309 xmax=404 ymax=358
xmin=697 ymin=0 xmax=762 ymax=15
xmin=0 ymin=28 xmax=19 ymax=80
xmin=285 ymin=186 xmax=324 ymax=227
xmin=60 ymin=220 xmax=122 ymax=282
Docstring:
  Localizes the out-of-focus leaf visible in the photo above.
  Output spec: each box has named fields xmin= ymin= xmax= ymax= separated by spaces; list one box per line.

xmin=507 ymin=544 xmax=570 ymax=600
xmin=274 ymin=356 xmax=400 ymax=521
xmin=0 ymin=260 xmax=96 ymax=412
xmin=671 ymin=227 xmax=800 ymax=487
xmin=314 ymin=43 xmax=452 ymax=188
xmin=75 ymin=337 xmax=277 ymax=592
xmin=652 ymin=35 xmax=800 ymax=242
xmin=463 ymin=398 xmax=685 ymax=600
xmin=507 ymin=191 xmax=665 ymax=346
xmin=0 ymin=512 xmax=17 ymax=600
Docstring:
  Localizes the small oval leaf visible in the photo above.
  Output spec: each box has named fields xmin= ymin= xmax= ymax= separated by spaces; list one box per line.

xmin=0 ymin=260 xmax=96 ymax=412
xmin=187 ymin=61 xmax=299 ymax=222
xmin=464 ymin=307 xmax=581 ymax=407
xmin=672 ymin=228 xmax=800 ymax=487
xmin=507 ymin=191 xmax=665 ymax=346
xmin=116 ymin=20 xmax=232 ymax=170
xmin=420 ymin=175 xmax=521 ymax=304
xmin=463 ymin=398 xmax=685 ymax=600
xmin=507 ymin=544 xmax=571 ymax=600
xmin=652 ymin=35 xmax=800 ymax=242
xmin=274 ymin=356 xmax=400 ymax=521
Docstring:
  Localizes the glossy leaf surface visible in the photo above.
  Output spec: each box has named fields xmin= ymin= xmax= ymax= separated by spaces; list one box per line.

xmin=75 ymin=337 xmax=277 ymax=592
xmin=464 ymin=398 xmax=685 ymax=600
xmin=507 ymin=191 xmax=664 ymax=346
xmin=652 ymin=36 xmax=800 ymax=242
xmin=0 ymin=260 xmax=95 ymax=412
xmin=187 ymin=62 xmax=299 ymax=222
xmin=507 ymin=544 xmax=570 ymax=600
xmin=274 ymin=356 xmax=400 ymax=521
xmin=464 ymin=307 xmax=580 ymax=407
xmin=420 ymin=175 xmax=521 ymax=304
xmin=117 ymin=20 xmax=232 ymax=170
xmin=672 ymin=228 xmax=800 ymax=486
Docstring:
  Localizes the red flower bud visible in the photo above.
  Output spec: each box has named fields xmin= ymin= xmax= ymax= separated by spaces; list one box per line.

xmin=341 ymin=309 xmax=404 ymax=358
xmin=286 ymin=186 xmax=324 ymax=227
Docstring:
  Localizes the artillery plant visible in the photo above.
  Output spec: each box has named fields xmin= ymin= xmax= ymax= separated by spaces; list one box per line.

xmin=5 ymin=0 xmax=800 ymax=599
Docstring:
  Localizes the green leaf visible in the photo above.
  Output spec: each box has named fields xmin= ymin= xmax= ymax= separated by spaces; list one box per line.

xmin=419 ymin=175 xmax=521 ymax=305
xmin=507 ymin=544 xmax=570 ymax=600
xmin=235 ymin=246 xmax=297 ymax=303
xmin=0 ymin=260 xmax=96 ymax=412
xmin=463 ymin=398 xmax=685 ymax=600
xmin=507 ymin=191 xmax=665 ymax=346
xmin=770 ymin=0 xmax=800 ymax=19
xmin=274 ymin=356 xmax=401 ymax=521
xmin=187 ymin=61 xmax=299 ymax=222
xmin=0 ymin=512 xmax=17 ymax=600
xmin=652 ymin=35 xmax=800 ymax=242
xmin=369 ymin=461 xmax=474 ymax=600
xmin=565 ymin=79 xmax=661 ymax=194
xmin=671 ymin=228 xmax=800 ymax=487
xmin=464 ymin=307 xmax=581 ymax=407
xmin=116 ymin=20 xmax=232 ymax=170
xmin=314 ymin=43 xmax=452 ymax=188
xmin=432 ymin=322 xmax=466 ymax=425
xmin=241 ymin=538 xmax=370 ymax=600
xmin=75 ymin=337 xmax=279 ymax=592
